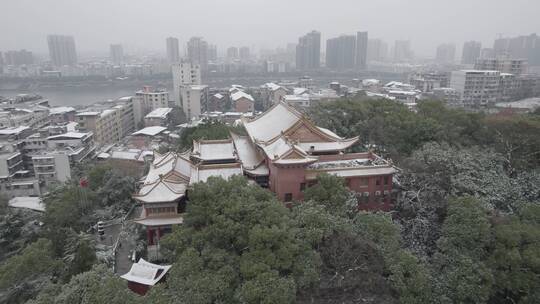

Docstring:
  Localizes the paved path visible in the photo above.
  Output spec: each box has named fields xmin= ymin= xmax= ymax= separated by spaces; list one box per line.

xmin=114 ymin=206 xmax=142 ymax=275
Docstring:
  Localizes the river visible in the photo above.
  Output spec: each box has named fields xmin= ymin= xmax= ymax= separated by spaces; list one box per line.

xmin=0 ymin=71 xmax=406 ymax=107
xmin=0 ymin=86 xmax=160 ymax=107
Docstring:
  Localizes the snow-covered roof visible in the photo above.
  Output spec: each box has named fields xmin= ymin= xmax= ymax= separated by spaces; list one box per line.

xmin=135 ymin=216 xmax=184 ymax=226
xmin=0 ymin=126 xmax=30 ymax=135
xmin=297 ymin=139 xmax=358 ymax=153
xmin=263 ymin=83 xmax=283 ymax=91
xmin=66 ymin=122 xmax=78 ymax=132
xmin=306 ymin=166 xmax=397 ymax=179
xmin=111 ymin=150 xmax=141 ymax=161
xmin=231 ymin=133 xmax=264 ymax=169
xmin=49 ymin=106 xmax=76 ymax=115
xmin=192 ymin=139 xmax=236 ymax=162
xmin=284 ymin=94 xmax=310 ymax=102
xmin=242 ymin=102 xmax=301 ymax=143
xmin=132 ymin=126 xmax=167 ymax=136
xmin=120 ymin=259 xmax=171 ymax=286
xmin=143 ymin=151 xmax=192 ymax=185
xmin=293 ymin=88 xmax=308 ymax=95
xmin=190 ymin=163 xmax=243 ymax=184
xmin=362 ymin=79 xmax=381 ymax=86
xmin=97 ymin=152 xmax=111 ymax=159
xmin=100 ymin=109 xmax=116 ymax=118
xmin=47 ymin=132 xmax=91 ymax=140
xmin=8 ymin=197 xmax=44 ymax=212
xmin=145 ymin=108 xmax=173 ymax=119
xmin=135 ymin=178 xmax=187 ymax=203
xmin=305 ymin=156 xmax=396 ymax=179
xmin=496 ymin=97 xmax=540 ymax=110
xmin=76 ymin=111 xmax=100 ymax=116
xmin=231 ymin=91 xmax=254 ymax=102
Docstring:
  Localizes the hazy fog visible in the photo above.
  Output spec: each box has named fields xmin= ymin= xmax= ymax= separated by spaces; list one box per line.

xmin=1 ymin=0 xmax=539 ymax=57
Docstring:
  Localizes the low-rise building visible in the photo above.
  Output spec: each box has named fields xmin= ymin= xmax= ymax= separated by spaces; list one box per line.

xmin=231 ymin=91 xmax=254 ymax=113
xmin=144 ymin=108 xmax=173 ymax=127
xmin=450 ymin=70 xmax=501 ymax=107
xmin=129 ymin=126 xmax=168 ymax=149
xmin=49 ymin=106 xmax=76 ymax=124
xmin=32 ymin=152 xmax=71 ymax=185
xmin=261 ymin=83 xmax=288 ymax=109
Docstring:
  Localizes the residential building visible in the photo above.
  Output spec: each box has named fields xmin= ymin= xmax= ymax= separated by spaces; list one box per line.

xmin=356 ymin=31 xmax=368 ymax=70
xmin=32 ymin=153 xmax=71 ymax=185
xmin=172 ymin=62 xmax=201 ymax=106
xmin=480 ymin=48 xmax=495 ymax=59
xmin=450 ymin=70 xmax=501 ymax=107
xmin=47 ymin=34 xmax=77 ymax=66
xmin=180 ymin=85 xmax=209 ymax=119
xmin=394 ymin=40 xmax=413 ymax=62
xmin=231 ymin=91 xmax=254 ymax=113
xmin=207 ymin=92 xmax=227 ymax=112
xmin=261 ymin=83 xmax=288 ymax=109
xmin=144 ymin=108 xmax=173 ymax=127
xmin=99 ymin=148 xmax=152 ymax=177
xmin=134 ymin=87 xmax=170 ymax=123
xmin=430 ymin=88 xmax=461 ymax=107
xmin=3 ymin=50 xmax=34 ymax=66
xmin=207 ymin=44 xmax=218 ymax=62
xmin=461 ymin=41 xmax=482 ymax=64
xmin=474 ymin=56 xmax=528 ymax=75
xmin=0 ymin=145 xmax=24 ymax=179
xmin=239 ymin=47 xmax=250 ymax=60
xmin=408 ymin=72 xmax=450 ymax=92
xmin=499 ymin=73 xmax=519 ymax=102
xmin=0 ymin=106 xmax=50 ymax=129
xmin=283 ymin=94 xmax=311 ymax=108
xmin=76 ymin=99 xmax=136 ymax=145
xmin=296 ymin=31 xmax=321 ymax=70
xmin=110 ymin=44 xmax=124 ymax=65
xmin=187 ymin=37 xmax=208 ymax=71
xmin=166 ymin=37 xmax=180 ymax=63
xmin=435 ymin=43 xmax=456 ymax=64
xmin=367 ymin=39 xmax=388 ymax=62
xmin=49 ymin=106 xmax=76 ymax=124
xmin=326 ymin=35 xmax=356 ymax=70
xmin=493 ymin=33 xmax=540 ymax=66
xmin=227 ymin=47 xmax=239 ymax=60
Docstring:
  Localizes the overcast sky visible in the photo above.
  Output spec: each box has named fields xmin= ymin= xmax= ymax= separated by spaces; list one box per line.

xmin=1 ymin=0 xmax=539 ymax=57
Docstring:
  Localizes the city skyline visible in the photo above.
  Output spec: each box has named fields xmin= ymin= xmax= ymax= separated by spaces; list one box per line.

xmin=1 ymin=0 xmax=539 ymax=57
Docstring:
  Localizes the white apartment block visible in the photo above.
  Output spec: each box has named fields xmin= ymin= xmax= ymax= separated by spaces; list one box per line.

xmin=172 ymin=62 xmax=202 ymax=107
xmin=76 ymin=99 xmax=136 ymax=145
xmin=450 ymin=70 xmax=501 ymax=107
xmin=32 ymin=153 xmax=71 ymax=184
xmin=180 ymin=85 xmax=208 ymax=120
xmin=134 ymin=88 xmax=169 ymax=111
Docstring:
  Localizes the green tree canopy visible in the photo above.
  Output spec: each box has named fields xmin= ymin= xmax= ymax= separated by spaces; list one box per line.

xmin=160 ymin=176 xmax=319 ymax=303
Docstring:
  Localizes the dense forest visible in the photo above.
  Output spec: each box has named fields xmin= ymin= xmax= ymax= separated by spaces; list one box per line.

xmin=1 ymin=98 xmax=539 ymax=303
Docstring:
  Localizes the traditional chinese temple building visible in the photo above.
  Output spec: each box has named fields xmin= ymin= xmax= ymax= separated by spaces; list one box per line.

xmin=120 ymin=258 xmax=171 ymax=295
xmin=133 ymin=102 xmax=396 ymax=257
